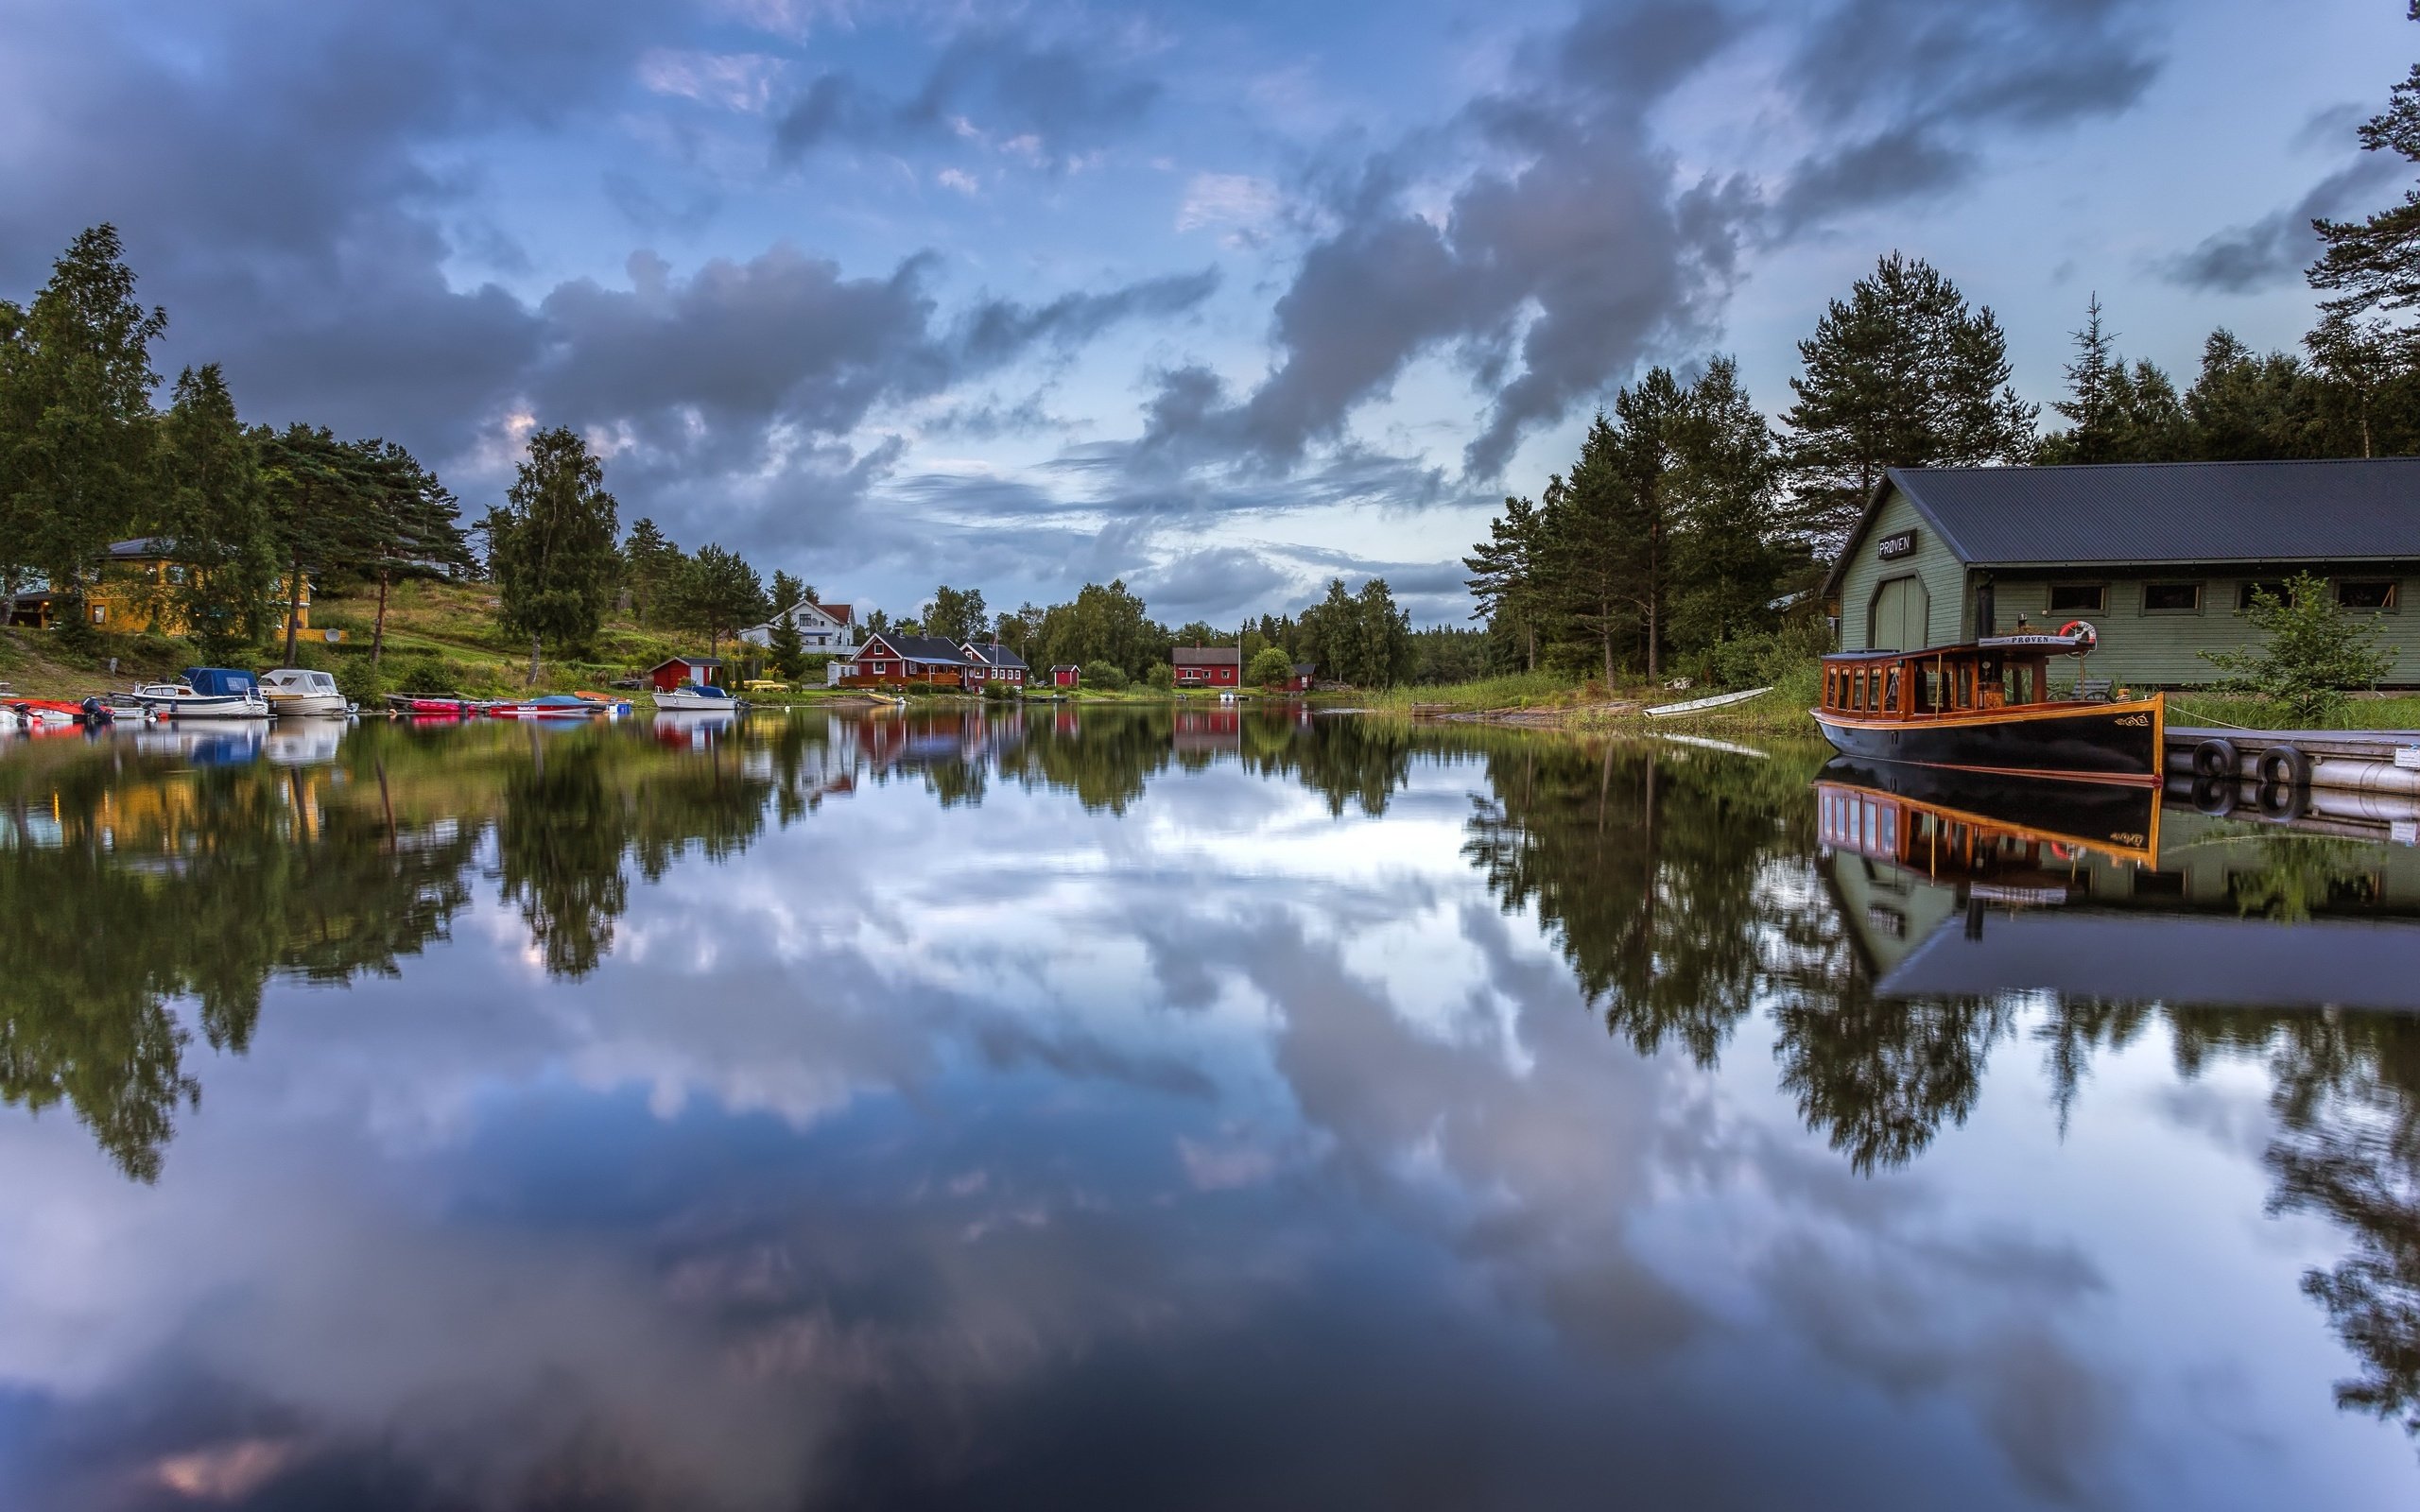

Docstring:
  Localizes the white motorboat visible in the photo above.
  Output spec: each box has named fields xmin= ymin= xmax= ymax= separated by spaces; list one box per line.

xmin=654 ymin=683 xmax=742 ymax=711
xmin=260 ymin=667 xmax=351 ymax=717
xmin=135 ymin=666 xmax=272 ymax=720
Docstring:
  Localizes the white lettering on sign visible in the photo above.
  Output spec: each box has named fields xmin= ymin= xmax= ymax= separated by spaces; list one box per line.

xmin=1876 ymin=530 xmax=1917 ymax=560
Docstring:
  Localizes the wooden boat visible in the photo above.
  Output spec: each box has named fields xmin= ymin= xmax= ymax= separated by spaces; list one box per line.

xmin=1813 ymin=633 xmax=2162 ymax=785
xmin=1645 ymin=685 xmax=1771 ymax=718
xmin=1816 ymin=756 xmax=2161 ymax=880
xmin=260 ymin=667 xmax=351 ymax=717
xmin=387 ymin=694 xmax=477 ymax=716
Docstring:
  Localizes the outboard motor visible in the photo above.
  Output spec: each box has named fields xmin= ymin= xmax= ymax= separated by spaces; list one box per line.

xmin=81 ymin=696 xmax=113 ymax=725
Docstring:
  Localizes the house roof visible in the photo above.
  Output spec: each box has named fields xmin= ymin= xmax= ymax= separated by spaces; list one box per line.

xmin=108 ymin=537 xmax=171 ymax=559
xmin=1825 ymin=458 xmax=2420 ymax=595
xmin=1050 ymin=663 xmax=1080 ymax=672
xmin=961 ymin=641 xmax=1029 ymax=669
xmin=1291 ymin=662 xmax=1315 ymax=676
xmin=863 ymin=632 xmax=966 ymax=663
xmin=816 ymin=602 xmax=853 ymax=625
xmin=650 ymin=656 xmax=722 ymax=670
xmin=1172 ymin=645 xmax=1242 ymax=666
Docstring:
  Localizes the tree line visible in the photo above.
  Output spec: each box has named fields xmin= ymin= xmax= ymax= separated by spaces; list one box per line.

xmin=0 ymin=226 xmax=473 ymax=664
xmin=1468 ymin=18 xmax=2420 ymax=687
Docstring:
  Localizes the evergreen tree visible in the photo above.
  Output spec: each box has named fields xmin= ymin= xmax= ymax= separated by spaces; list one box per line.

xmin=1542 ymin=417 xmax=1635 ymax=685
xmin=620 ymin=517 xmax=684 ymax=627
xmin=0 ymin=224 xmax=167 ymax=632
xmin=2049 ymin=295 xmax=2121 ymax=462
xmin=1668 ymin=357 xmax=1789 ymax=654
xmin=769 ymin=569 xmax=807 ymax=617
xmin=156 ymin=365 xmax=274 ymax=661
xmin=258 ymin=424 xmax=383 ymax=664
xmin=1464 ymin=493 xmax=1548 ymax=672
xmin=2310 ymin=5 xmax=2420 ymax=322
xmin=2185 ymin=331 xmax=2319 ymax=460
xmin=485 ymin=426 xmax=620 ymax=685
xmin=672 ymin=542 xmax=768 ymax=657
xmin=1784 ymin=252 xmax=2037 ymax=550
xmin=357 ymin=439 xmax=466 ymax=664
xmin=767 ymin=611 xmax=806 ymax=680
xmin=1351 ymin=577 xmax=1413 ymax=688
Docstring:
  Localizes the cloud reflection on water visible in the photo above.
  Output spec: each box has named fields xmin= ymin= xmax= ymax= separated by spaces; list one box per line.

xmin=0 ymin=711 xmax=2412 ymax=1509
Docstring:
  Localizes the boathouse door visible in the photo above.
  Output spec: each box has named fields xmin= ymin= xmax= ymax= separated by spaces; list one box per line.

xmin=1869 ymin=576 xmax=1928 ymax=652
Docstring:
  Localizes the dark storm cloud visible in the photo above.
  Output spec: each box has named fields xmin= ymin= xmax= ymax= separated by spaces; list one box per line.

xmin=1140 ymin=0 xmax=2166 ymax=488
xmin=1142 ymin=0 xmax=1753 ymax=482
xmin=772 ymin=29 xmax=1159 ymax=164
xmin=2160 ymin=155 xmax=2405 ymax=294
xmin=955 ymin=270 xmax=1221 ymax=365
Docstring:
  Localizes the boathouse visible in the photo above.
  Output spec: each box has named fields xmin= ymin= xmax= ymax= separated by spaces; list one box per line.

xmin=1825 ymin=458 xmax=2420 ymax=688
xmin=1048 ymin=664 xmax=1080 ymax=688
xmin=649 ymin=656 xmax=724 ymax=692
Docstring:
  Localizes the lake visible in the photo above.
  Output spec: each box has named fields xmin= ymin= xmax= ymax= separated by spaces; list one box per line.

xmin=1 ymin=706 xmax=2415 ymax=1509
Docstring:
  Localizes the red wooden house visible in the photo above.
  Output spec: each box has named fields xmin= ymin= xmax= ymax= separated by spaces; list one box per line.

xmin=835 ymin=632 xmax=969 ymax=689
xmin=959 ymin=641 xmax=1030 ymax=686
xmin=649 ymin=656 xmax=724 ymax=693
xmin=1172 ymin=645 xmax=1242 ymax=687
xmin=1287 ymin=662 xmax=1316 ymax=693
xmin=1048 ymin=664 xmax=1080 ymax=688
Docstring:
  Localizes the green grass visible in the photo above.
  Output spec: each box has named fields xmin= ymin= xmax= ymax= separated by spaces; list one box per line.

xmin=2167 ymin=692 xmax=2420 ymax=731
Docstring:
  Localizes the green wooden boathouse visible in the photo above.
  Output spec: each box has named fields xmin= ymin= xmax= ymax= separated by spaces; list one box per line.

xmin=1824 ymin=458 xmax=2420 ymax=688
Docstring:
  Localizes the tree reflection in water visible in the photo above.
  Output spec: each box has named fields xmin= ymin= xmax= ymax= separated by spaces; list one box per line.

xmin=0 ymin=707 xmax=2416 ymax=1450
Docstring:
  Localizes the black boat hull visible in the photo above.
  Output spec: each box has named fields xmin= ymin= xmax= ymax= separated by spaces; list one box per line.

xmin=1817 ymin=757 xmax=2161 ymax=860
xmin=1811 ymin=696 xmax=2163 ymax=784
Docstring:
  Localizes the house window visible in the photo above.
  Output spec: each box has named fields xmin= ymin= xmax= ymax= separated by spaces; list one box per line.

xmin=2338 ymin=580 xmax=2400 ymax=610
xmin=2143 ymin=582 xmax=2202 ymax=613
xmin=2048 ymin=583 xmax=2106 ymax=614
xmin=2237 ymin=580 xmax=2290 ymax=612
xmin=90 ymin=605 xmax=106 ymax=625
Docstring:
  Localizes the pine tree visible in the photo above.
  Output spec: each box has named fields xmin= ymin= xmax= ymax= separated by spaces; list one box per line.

xmin=674 ymin=542 xmax=768 ymax=657
xmin=2310 ymin=5 xmax=2420 ymax=321
xmin=1463 ymin=493 xmax=1548 ymax=672
xmin=1784 ymin=252 xmax=2037 ymax=551
xmin=769 ymin=570 xmax=806 ymax=617
xmin=157 ymin=365 xmax=275 ymax=661
xmin=2049 ymin=295 xmax=2120 ymax=462
xmin=767 ymin=611 xmax=806 ymax=680
xmin=620 ymin=517 xmax=684 ymax=627
xmin=1668 ymin=357 xmax=1789 ymax=653
xmin=486 ymin=426 xmax=621 ymax=684
xmin=2185 ymin=331 xmax=2319 ymax=460
xmin=1542 ymin=416 xmax=1633 ymax=686
xmin=0 ymin=224 xmax=167 ymax=632
xmin=358 ymin=439 xmax=466 ymax=664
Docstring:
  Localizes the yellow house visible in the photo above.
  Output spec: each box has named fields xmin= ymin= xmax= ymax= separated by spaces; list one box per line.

xmin=86 ymin=537 xmax=310 ymax=637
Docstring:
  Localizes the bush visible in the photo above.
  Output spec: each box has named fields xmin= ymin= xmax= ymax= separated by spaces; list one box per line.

xmin=334 ymin=657 xmax=385 ymax=706
xmin=398 ymin=657 xmax=455 ymax=697
xmin=1247 ymin=646 xmax=1295 ymax=686
xmin=1146 ymin=662 xmax=1173 ymax=691
xmin=2203 ymin=572 xmax=2398 ymax=726
xmin=1082 ymin=660 xmax=1127 ymax=691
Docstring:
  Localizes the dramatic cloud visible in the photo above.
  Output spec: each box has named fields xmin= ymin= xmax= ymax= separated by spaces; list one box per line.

xmin=2161 ymin=155 xmax=2405 ymax=295
xmin=772 ymin=29 xmax=1159 ymax=166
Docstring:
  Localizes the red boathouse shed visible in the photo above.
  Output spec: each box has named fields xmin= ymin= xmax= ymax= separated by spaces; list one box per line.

xmin=1172 ymin=645 xmax=1242 ymax=687
xmin=1288 ymin=662 xmax=1316 ymax=693
xmin=650 ymin=656 xmax=724 ymax=692
xmin=1049 ymin=664 xmax=1080 ymax=688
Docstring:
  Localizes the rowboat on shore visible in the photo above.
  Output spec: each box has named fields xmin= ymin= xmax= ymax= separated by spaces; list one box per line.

xmin=1812 ymin=630 xmax=2163 ymax=785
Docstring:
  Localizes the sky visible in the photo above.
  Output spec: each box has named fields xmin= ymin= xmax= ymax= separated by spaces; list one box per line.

xmin=0 ymin=0 xmax=2407 ymax=627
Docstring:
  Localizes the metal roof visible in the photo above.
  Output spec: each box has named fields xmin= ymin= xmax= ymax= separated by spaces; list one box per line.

xmin=962 ymin=641 xmax=1029 ymax=669
xmin=1172 ymin=645 xmax=1241 ymax=666
xmin=1825 ymin=458 xmax=2420 ymax=593
xmin=864 ymin=632 xmax=968 ymax=664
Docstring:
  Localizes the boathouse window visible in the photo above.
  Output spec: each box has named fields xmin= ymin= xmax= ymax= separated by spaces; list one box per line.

xmin=2143 ymin=582 xmax=2203 ymax=613
xmin=2237 ymin=580 xmax=2290 ymax=612
xmin=2048 ymin=583 xmax=2105 ymax=613
xmin=2337 ymin=579 xmax=2400 ymax=610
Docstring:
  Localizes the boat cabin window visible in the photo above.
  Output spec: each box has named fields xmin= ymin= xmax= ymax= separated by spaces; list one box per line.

xmin=1882 ymin=666 xmax=1901 ymax=713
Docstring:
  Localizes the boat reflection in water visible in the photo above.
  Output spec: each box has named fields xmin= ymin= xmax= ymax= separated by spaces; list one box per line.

xmin=1820 ymin=757 xmax=2420 ymax=1010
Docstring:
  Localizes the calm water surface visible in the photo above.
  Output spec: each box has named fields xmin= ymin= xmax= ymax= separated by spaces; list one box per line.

xmin=2 ymin=707 xmax=2416 ymax=1509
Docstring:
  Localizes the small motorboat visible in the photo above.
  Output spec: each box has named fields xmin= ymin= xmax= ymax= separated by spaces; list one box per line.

xmin=654 ymin=683 xmax=742 ymax=711
xmin=260 ymin=667 xmax=351 ymax=717
xmin=135 ymin=667 xmax=272 ymax=720
xmin=486 ymin=694 xmax=612 ymax=720
xmin=9 ymin=698 xmax=94 ymax=728
xmin=1813 ymin=627 xmax=2162 ymax=785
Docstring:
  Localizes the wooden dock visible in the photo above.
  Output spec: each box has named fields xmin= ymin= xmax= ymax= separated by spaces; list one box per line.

xmin=2167 ymin=725 xmax=2420 ymax=794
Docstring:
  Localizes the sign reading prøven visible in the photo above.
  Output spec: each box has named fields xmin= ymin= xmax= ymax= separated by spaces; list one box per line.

xmin=1876 ymin=529 xmax=1917 ymax=560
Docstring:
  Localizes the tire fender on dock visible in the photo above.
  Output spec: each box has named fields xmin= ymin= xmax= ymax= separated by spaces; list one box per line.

xmin=2255 ymin=743 xmax=2311 ymax=789
xmin=2191 ymin=737 xmax=2238 ymax=780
